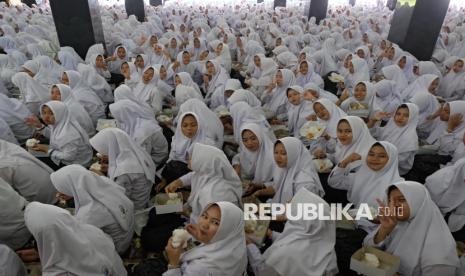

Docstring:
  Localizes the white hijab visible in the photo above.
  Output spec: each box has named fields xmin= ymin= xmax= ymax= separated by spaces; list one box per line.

xmin=350 ymin=141 xmax=404 ymax=208
xmin=380 ymin=103 xmax=419 ymax=153
xmin=109 ymin=99 xmax=162 ymax=145
xmin=230 ymin=101 xmax=274 ymax=143
xmin=334 ymin=116 xmax=376 ymax=164
xmin=11 ymin=72 xmax=49 ymax=103
xmin=378 ymin=181 xmax=460 ymax=276
xmin=439 ymin=58 xmax=465 ymax=99
xmin=175 ymin=84 xmax=204 ymax=106
xmin=286 ymin=85 xmax=314 ymax=137
xmin=314 ymin=98 xmax=348 ymax=137
xmin=77 ymin=63 xmax=113 ymax=103
xmin=186 ymin=143 xmax=242 ymax=222
xmin=381 ymin=64 xmax=409 ymax=92
xmin=89 ymin=128 xmax=156 ymax=182
xmin=271 ymin=137 xmax=324 ymax=203
xmin=113 ymin=84 xmax=154 ymax=116
xmin=238 ymin=123 xmax=275 ymax=184
xmin=264 ymin=68 xmax=295 ymax=115
xmin=264 ymin=187 xmax=337 ymax=276
xmin=175 ymin=72 xmax=202 ymax=95
xmin=205 ymin=60 xmax=229 ymax=97
xmin=227 ymin=88 xmax=261 ymax=108
xmin=374 ymin=79 xmax=402 ymax=115
xmin=181 ymin=201 xmax=247 ymax=276
xmin=0 ymin=244 xmax=26 ymax=276
xmin=51 ymin=164 xmax=134 ymax=232
xmin=24 ymin=202 xmax=126 ymax=276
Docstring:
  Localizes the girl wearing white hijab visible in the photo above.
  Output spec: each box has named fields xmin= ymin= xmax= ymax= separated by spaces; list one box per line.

xmin=210 ymin=78 xmax=242 ymax=109
xmin=247 ymin=187 xmax=338 ymax=276
xmin=50 ymin=84 xmax=95 ymax=136
xmin=175 ymin=84 xmax=203 ymax=106
xmin=232 ymin=123 xmax=274 ymax=185
xmin=332 ymin=116 xmax=376 ymax=167
xmin=343 ymin=57 xmax=370 ymax=91
xmin=230 ymin=101 xmax=276 ymax=144
xmin=0 ymin=178 xmax=31 ymax=250
xmin=262 ymin=69 xmax=295 ymax=119
xmin=120 ymin=61 xmax=141 ymax=89
xmin=295 ymin=59 xmax=324 ymax=88
xmin=171 ymin=51 xmax=199 ymax=77
xmin=51 ymin=165 xmax=135 ymax=254
xmin=89 ymin=128 xmax=156 ymax=210
xmin=0 ymin=93 xmax=34 ymax=144
xmin=286 ymin=85 xmax=314 ymax=137
xmin=364 ymin=181 xmax=460 ymax=276
xmin=0 ymin=140 xmax=56 ymax=204
xmin=76 ymin=63 xmax=113 ymax=103
xmin=11 ymin=72 xmax=49 ymax=115
xmin=402 ymin=74 xmax=440 ymax=102
xmin=176 ymin=99 xmax=224 ymax=149
xmin=0 ymin=244 xmax=26 ymax=276
xmin=409 ymin=89 xmax=441 ymax=140
xmin=374 ymin=79 xmax=402 ymax=116
xmin=167 ymin=142 xmax=242 ymax=220
xmin=203 ymin=60 xmax=229 ymax=100
xmin=106 ymin=45 xmax=129 ymax=74
xmin=379 ymin=104 xmax=419 ymax=175
xmin=438 ymin=58 xmax=465 ymax=101
xmin=110 ymin=99 xmax=168 ymax=167
xmin=89 ymin=54 xmax=112 ymax=80
xmin=113 ymin=84 xmax=154 ymax=116
xmin=33 ymin=55 xmax=64 ymax=88
xmin=227 ymin=88 xmax=262 ymax=108
xmin=245 ymin=54 xmax=278 ymax=98
xmin=210 ymin=40 xmax=232 ymax=73
xmin=153 ymin=64 xmax=175 ymax=99
xmin=62 ymin=70 xmax=106 ymax=125
xmin=256 ymin=137 xmax=324 ymax=203
xmin=149 ymin=44 xmax=172 ymax=68
xmin=24 ymin=202 xmax=127 ymax=276
xmin=175 ymin=71 xmax=202 ymax=95
xmin=133 ymin=66 xmax=164 ymax=114
xmin=32 ymin=101 xmax=93 ymax=169
xmin=381 ymin=64 xmax=409 ymax=93
xmin=329 ymin=141 xmax=403 ymax=211
xmin=162 ymin=201 xmax=247 ymax=276
xmin=0 ymin=118 xmax=18 ymax=144
xmin=303 ymin=82 xmax=339 ymax=103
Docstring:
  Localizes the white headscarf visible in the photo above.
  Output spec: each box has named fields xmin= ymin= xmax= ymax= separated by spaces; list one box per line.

xmin=264 ymin=188 xmax=337 ymax=276
xmin=77 ymin=63 xmax=113 ymax=103
xmin=175 ymin=84 xmax=204 ymax=106
xmin=186 ymin=143 xmax=242 ymax=222
xmin=89 ymin=128 xmax=156 ymax=182
xmin=350 ymin=141 xmax=404 ymax=208
xmin=439 ymin=58 xmax=465 ymax=100
xmin=51 ymin=164 xmax=134 ymax=232
xmin=227 ymin=88 xmax=261 ymax=108
xmin=204 ymin=60 xmax=229 ymax=97
xmin=295 ymin=59 xmax=323 ymax=88
xmin=11 ymin=72 xmax=49 ymax=103
xmin=230 ymin=101 xmax=274 ymax=143
xmin=341 ymin=81 xmax=379 ymax=119
xmin=271 ymin=137 xmax=324 ymax=203
xmin=33 ymin=55 xmax=64 ymax=88
xmin=264 ymin=69 xmax=295 ymax=115
xmin=0 ymin=244 xmax=26 ymax=276
xmin=286 ymin=85 xmax=314 ymax=137
xmin=238 ymin=123 xmax=275 ymax=184
xmin=381 ymin=64 xmax=409 ymax=92
xmin=374 ymin=79 xmax=402 ymax=115
xmin=380 ymin=103 xmax=419 ymax=154
xmin=24 ymin=202 xmax=126 ymax=276
xmin=314 ymin=98 xmax=348 ymax=137
xmin=378 ymin=181 xmax=460 ymax=276
xmin=113 ymin=84 xmax=154 ymax=116
xmin=109 ymin=99 xmax=162 ymax=145
xmin=334 ymin=116 xmax=376 ymax=164
xmin=175 ymin=72 xmax=202 ymax=95
xmin=181 ymin=201 xmax=247 ymax=276
xmin=303 ymin=82 xmax=338 ymax=102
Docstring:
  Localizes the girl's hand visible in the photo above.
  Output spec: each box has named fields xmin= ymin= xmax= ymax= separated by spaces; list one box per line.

xmin=165 ymin=179 xmax=183 ymax=193
xmin=165 ymin=238 xmax=184 ymax=266
xmin=31 ymin=144 xmax=48 ymax=153
xmin=16 ymin=248 xmax=39 ymax=262
xmin=338 ymin=153 xmax=361 ymax=168
xmin=25 ymin=115 xmax=43 ymax=128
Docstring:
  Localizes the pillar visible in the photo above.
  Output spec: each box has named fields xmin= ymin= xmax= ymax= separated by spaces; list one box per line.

xmin=308 ymin=0 xmax=328 ymax=24
xmin=125 ymin=0 xmax=145 ymax=22
xmin=386 ymin=0 xmax=397 ymax=10
xmin=274 ymin=0 xmax=286 ymax=9
xmin=49 ymin=0 xmax=106 ymax=59
xmin=387 ymin=0 xmax=450 ymax=60
xmin=349 ymin=0 xmax=356 ymax=6
xmin=22 ymin=0 xmax=36 ymax=6
xmin=149 ymin=0 xmax=162 ymax=6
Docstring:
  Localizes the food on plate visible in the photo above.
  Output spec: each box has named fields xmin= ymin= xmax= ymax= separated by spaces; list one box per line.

xmin=244 ymin=220 xmax=258 ymax=234
xmin=171 ymin=229 xmax=192 ymax=248
xmin=90 ymin=162 xmax=101 ymax=171
xmin=165 ymin=193 xmax=182 ymax=205
xmin=26 ymin=138 xmax=39 ymax=148
xmin=362 ymin=253 xmax=380 ymax=268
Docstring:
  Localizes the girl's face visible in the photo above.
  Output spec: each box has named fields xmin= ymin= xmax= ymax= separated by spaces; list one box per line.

xmin=344 ymin=54 xmax=352 ymax=68
xmin=349 ymin=61 xmax=355 ymax=74
xmin=366 ymin=144 xmax=389 ymax=171
xmin=387 ymin=47 xmax=395 ymax=60
xmin=181 ymin=115 xmax=198 ymax=138
xmin=143 ymin=68 xmax=154 ymax=84
xmin=175 ymin=75 xmax=182 ymax=86
xmin=253 ymin=56 xmax=261 ymax=68
xmin=299 ymin=53 xmax=306 ymax=61
xmin=299 ymin=61 xmax=308 ymax=75
xmin=154 ymin=45 xmax=163 ymax=55
xmin=314 ymin=102 xmax=330 ymax=121
xmin=150 ymin=36 xmax=158 ymax=46
xmin=135 ymin=56 xmax=144 ymax=68
xmin=220 ymin=116 xmax=233 ymax=135
xmin=394 ymin=107 xmax=409 ymax=127
xmin=215 ymin=43 xmax=223 ymax=55
xmin=116 ymin=47 xmax=126 ymax=59
xmin=337 ymin=121 xmax=353 ymax=145
xmin=61 ymin=73 xmax=69 ymax=85
xmin=182 ymin=52 xmax=190 ymax=65
xmin=428 ymin=78 xmax=440 ymax=94
xmin=287 ymin=89 xmax=301 ymax=106
xmin=194 ymin=38 xmax=200 ymax=48
xmin=304 ymin=89 xmax=319 ymax=100
xmin=354 ymin=83 xmax=367 ymax=101
xmin=50 ymin=86 xmax=61 ymax=101
xmin=273 ymin=142 xmax=288 ymax=168
xmin=275 ymin=71 xmax=283 ymax=86
xmin=159 ymin=66 xmax=167 ymax=80
xmin=276 ymin=37 xmax=282 ymax=46
xmin=453 ymin=60 xmax=464 ymax=73
xmin=380 ymin=40 xmax=387 ymax=50
xmin=241 ymin=130 xmax=260 ymax=152
xmin=413 ymin=65 xmax=419 ymax=76
xmin=206 ymin=62 xmax=215 ymax=75
xmin=356 ymin=49 xmax=365 ymax=59
xmin=96 ymin=55 xmax=105 ymax=68
xmin=170 ymin=38 xmax=177 ymax=48
xmin=398 ymin=56 xmax=406 ymax=69
xmin=120 ymin=62 xmax=129 ymax=73
xmin=22 ymin=68 xmax=34 ymax=77
xmin=41 ymin=105 xmax=55 ymax=125
xmin=388 ymin=188 xmax=410 ymax=221
xmin=194 ymin=205 xmax=221 ymax=244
